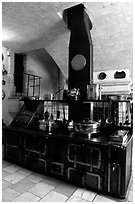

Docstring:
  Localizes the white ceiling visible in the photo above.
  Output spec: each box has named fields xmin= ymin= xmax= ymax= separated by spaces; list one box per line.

xmin=2 ymin=2 xmax=133 ymax=79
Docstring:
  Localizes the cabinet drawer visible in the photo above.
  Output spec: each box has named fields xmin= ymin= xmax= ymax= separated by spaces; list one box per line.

xmin=82 ymin=172 xmax=101 ymax=190
xmin=6 ymin=145 xmax=21 ymax=162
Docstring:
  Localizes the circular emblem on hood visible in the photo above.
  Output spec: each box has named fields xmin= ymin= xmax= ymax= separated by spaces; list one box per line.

xmin=71 ymin=54 xmax=86 ymax=71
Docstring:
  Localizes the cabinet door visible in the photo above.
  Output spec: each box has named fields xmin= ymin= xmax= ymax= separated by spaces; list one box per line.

xmin=24 ymin=134 xmax=47 ymax=173
xmin=47 ymin=139 xmax=68 ymax=178
xmin=5 ymin=131 xmax=22 ymax=163
xmin=67 ymin=167 xmax=83 ymax=186
xmin=110 ymin=163 xmax=121 ymax=195
xmin=109 ymin=146 xmax=122 ymax=196
xmin=47 ymin=139 xmax=68 ymax=163
xmin=25 ymin=134 xmax=47 ymax=157
xmin=25 ymin=134 xmax=40 ymax=151
xmin=68 ymin=143 xmax=102 ymax=170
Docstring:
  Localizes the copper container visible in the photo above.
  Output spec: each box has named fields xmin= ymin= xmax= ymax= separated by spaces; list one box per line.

xmin=87 ymin=84 xmax=101 ymax=100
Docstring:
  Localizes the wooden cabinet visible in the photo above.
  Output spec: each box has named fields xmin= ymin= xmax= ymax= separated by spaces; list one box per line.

xmin=24 ymin=133 xmax=47 ymax=173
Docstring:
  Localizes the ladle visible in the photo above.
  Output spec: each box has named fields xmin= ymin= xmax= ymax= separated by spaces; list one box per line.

xmin=2 ymin=77 xmax=6 ymax=85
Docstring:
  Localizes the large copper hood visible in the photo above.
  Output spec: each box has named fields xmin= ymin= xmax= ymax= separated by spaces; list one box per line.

xmin=63 ymin=3 xmax=93 ymax=100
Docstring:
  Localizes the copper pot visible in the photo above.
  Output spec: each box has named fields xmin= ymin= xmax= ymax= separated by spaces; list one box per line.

xmin=74 ymin=120 xmax=100 ymax=135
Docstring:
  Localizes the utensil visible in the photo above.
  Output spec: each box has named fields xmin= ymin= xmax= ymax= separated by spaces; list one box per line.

xmin=44 ymin=101 xmax=50 ymax=121
xmin=56 ymin=101 xmax=60 ymax=119
xmin=50 ymin=101 xmax=54 ymax=121
xmin=57 ymin=110 xmax=60 ymax=119
xmin=63 ymin=103 xmax=67 ymax=124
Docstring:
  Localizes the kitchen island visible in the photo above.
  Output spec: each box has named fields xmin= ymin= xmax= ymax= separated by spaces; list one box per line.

xmin=3 ymin=125 xmax=132 ymax=199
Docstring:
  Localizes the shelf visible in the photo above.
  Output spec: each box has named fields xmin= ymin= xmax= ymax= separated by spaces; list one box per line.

xmin=23 ymin=99 xmax=131 ymax=103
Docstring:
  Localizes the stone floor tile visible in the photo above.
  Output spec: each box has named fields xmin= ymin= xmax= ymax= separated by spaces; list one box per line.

xmin=28 ymin=182 xmax=54 ymax=198
xmin=2 ymin=180 xmax=12 ymax=189
xmin=42 ymin=175 xmax=61 ymax=187
xmin=17 ymin=167 xmax=33 ymax=176
xmin=3 ymin=172 xmax=25 ymax=184
xmin=2 ymin=170 xmax=11 ymax=178
xmin=129 ymin=179 xmax=133 ymax=191
xmin=73 ymin=187 xmax=97 ymax=201
xmin=66 ymin=195 xmax=88 ymax=202
xmin=3 ymin=164 xmax=21 ymax=173
xmin=93 ymin=194 xmax=116 ymax=202
xmin=39 ymin=190 xmax=68 ymax=202
xmin=10 ymin=178 xmax=36 ymax=193
xmin=12 ymin=191 xmax=41 ymax=202
xmin=2 ymin=187 xmax=21 ymax=202
xmin=54 ymin=182 xmax=78 ymax=197
xmin=26 ymin=172 xmax=45 ymax=183
xmin=126 ymin=190 xmax=133 ymax=202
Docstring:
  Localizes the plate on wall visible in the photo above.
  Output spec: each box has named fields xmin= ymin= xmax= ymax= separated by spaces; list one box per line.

xmin=98 ymin=72 xmax=106 ymax=80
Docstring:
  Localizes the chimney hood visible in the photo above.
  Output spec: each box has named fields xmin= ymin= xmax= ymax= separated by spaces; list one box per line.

xmin=63 ymin=3 xmax=93 ymax=100
xmin=63 ymin=4 xmax=93 ymax=120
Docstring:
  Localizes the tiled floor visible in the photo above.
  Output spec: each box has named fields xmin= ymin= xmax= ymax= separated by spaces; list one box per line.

xmin=2 ymin=160 xmax=133 ymax=202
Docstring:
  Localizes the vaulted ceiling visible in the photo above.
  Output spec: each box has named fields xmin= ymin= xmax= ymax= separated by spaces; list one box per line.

xmin=2 ymin=2 xmax=133 ymax=79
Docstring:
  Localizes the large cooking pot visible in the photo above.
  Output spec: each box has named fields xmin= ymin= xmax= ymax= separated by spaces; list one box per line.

xmin=74 ymin=120 xmax=100 ymax=135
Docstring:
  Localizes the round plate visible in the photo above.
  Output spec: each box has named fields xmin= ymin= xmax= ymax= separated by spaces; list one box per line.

xmin=71 ymin=54 xmax=86 ymax=71
xmin=98 ymin=72 xmax=106 ymax=80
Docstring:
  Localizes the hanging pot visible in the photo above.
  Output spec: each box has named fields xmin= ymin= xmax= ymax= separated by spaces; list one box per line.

xmin=2 ymin=79 xmax=6 ymax=85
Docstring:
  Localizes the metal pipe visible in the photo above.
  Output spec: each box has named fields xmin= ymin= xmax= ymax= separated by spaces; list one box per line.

xmin=90 ymin=43 xmax=93 ymax=84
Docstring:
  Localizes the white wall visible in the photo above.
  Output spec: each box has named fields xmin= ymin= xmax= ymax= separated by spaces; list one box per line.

xmin=25 ymin=52 xmax=64 ymax=99
xmin=2 ymin=47 xmax=65 ymax=125
xmin=2 ymin=47 xmax=15 ymax=125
